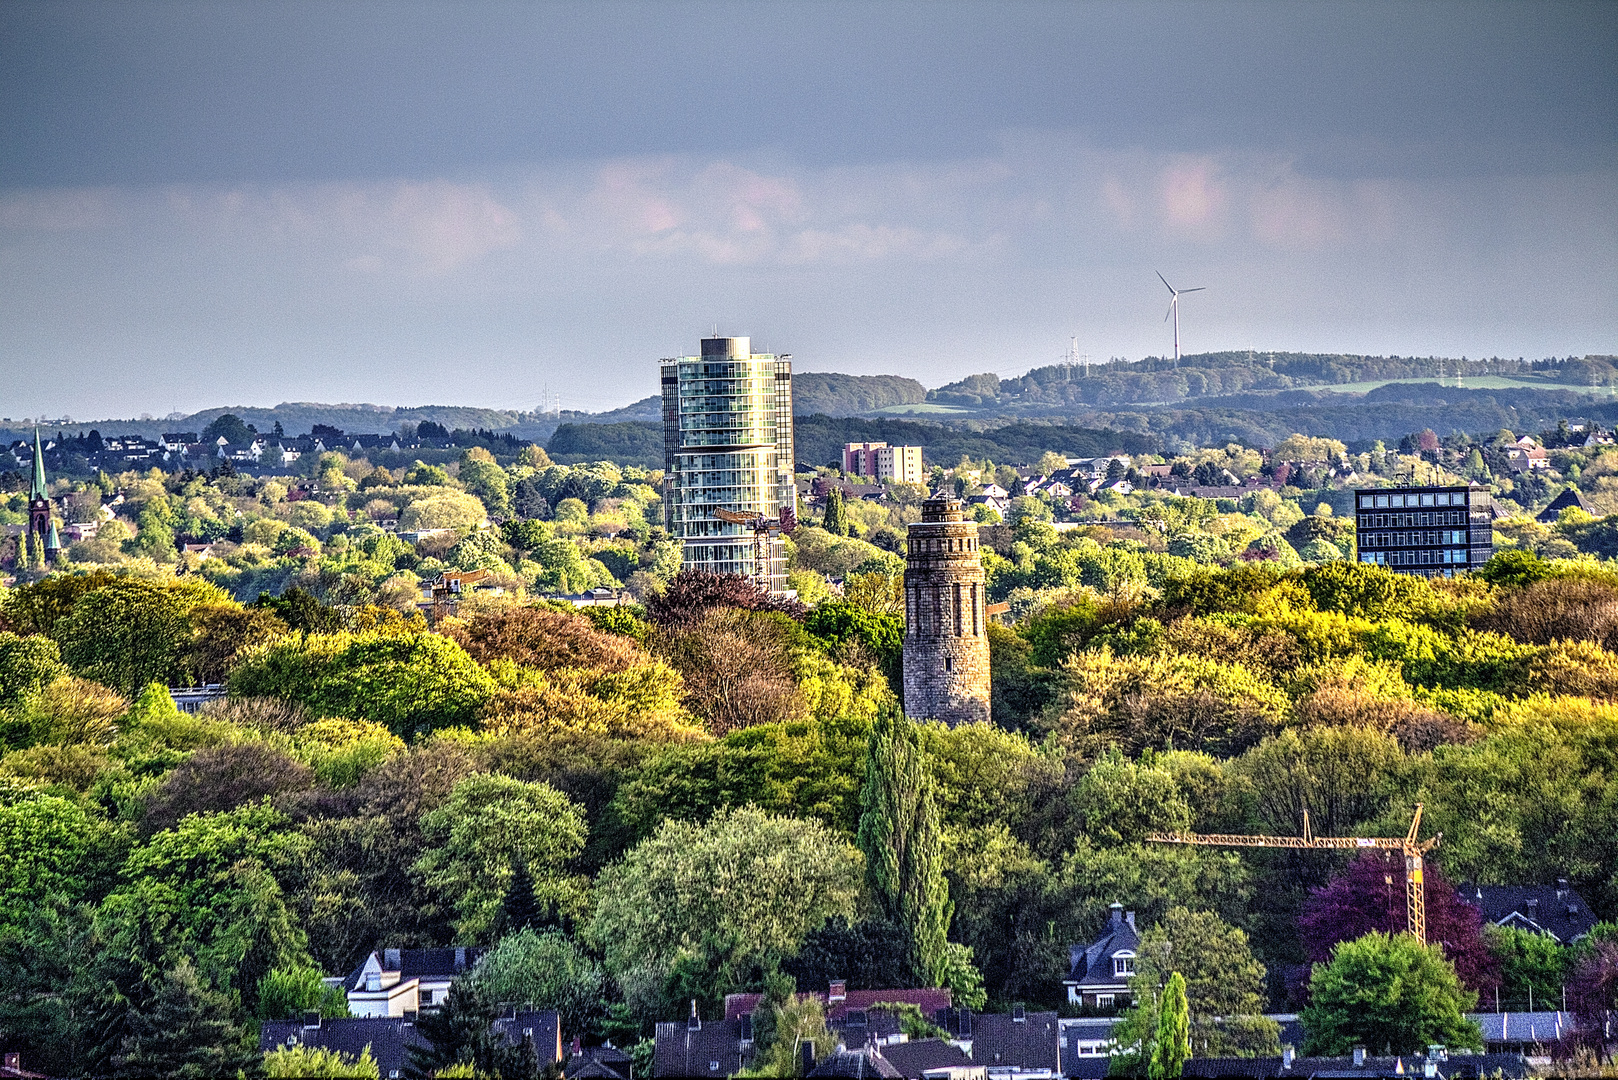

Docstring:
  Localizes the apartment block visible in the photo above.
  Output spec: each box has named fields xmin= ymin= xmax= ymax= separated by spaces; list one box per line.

xmin=1355 ymin=485 xmax=1494 ymax=576
xmin=843 ymin=441 xmax=924 ymax=484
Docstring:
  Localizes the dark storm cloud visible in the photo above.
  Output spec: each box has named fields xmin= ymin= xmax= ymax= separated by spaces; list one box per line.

xmin=3 ymin=1 xmax=1613 ymax=187
xmin=1 ymin=1 xmax=1614 ymax=419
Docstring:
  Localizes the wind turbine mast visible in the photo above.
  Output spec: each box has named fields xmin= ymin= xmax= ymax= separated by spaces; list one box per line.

xmin=1157 ymin=272 xmax=1205 ymax=363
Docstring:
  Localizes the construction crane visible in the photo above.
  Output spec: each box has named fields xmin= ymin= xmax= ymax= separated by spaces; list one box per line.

xmin=1147 ymin=804 xmax=1441 ymax=946
xmin=713 ymin=507 xmax=781 ymax=592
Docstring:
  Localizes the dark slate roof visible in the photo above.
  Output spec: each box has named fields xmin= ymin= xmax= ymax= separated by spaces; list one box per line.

xmin=653 ymin=1018 xmax=749 ymax=1078
xmin=1457 ymin=882 xmax=1599 ymax=942
xmin=1063 ymin=1057 xmax=1113 ymax=1079
xmin=877 ymin=1038 xmax=972 ymax=1079
xmin=341 ymin=947 xmax=486 ymax=991
xmin=1536 ymin=487 xmax=1595 ymax=522
xmin=565 ymin=1045 xmax=632 ymax=1079
xmin=1065 ymin=904 xmax=1140 ymax=987
xmin=492 ymin=1009 xmax=563 ymax=1064
xmin=969 ymin=1010 xmax=1061 ymax=1073
xmin=260 ymin=1016 xmax=428 ymax=1078
xmin=1181 ymin=1053 xmax=1528 ymax=1079
xmin=807 ymin=1047 xmax=904 ymax=1078
xmin=1470 ymin=1010 xmax=1573 ymax=1045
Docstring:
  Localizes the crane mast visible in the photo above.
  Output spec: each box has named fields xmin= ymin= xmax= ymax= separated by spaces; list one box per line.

xmin=1147 ymin=804 xmax=1440 ymax=946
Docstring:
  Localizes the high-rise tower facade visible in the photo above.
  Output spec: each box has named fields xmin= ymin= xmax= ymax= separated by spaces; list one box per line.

xmin=902 ymin=497 xmax=991 ymax=725
xmin=661 ymin=337 xmax=794 ymax=595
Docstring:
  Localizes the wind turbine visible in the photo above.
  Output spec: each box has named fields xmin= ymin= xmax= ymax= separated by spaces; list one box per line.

xmin=1157 ymin=272 xmax=1205 ymax=362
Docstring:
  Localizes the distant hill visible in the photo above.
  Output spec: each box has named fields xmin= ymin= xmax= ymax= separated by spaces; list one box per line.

xmin=546 ymin=422 xmax=664 ymax=468
xmin=793 ymin=372 xmax=927 ymax=415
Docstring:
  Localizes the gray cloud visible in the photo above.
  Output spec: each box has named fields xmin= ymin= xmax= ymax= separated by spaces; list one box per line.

xmin=1 ymin=2 xmax=1613 ymax=418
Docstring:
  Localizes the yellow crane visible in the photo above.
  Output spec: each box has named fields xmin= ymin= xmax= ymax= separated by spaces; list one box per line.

xmin=1146 ymin=804 xmax=1441 ymax=946
xmin=713 ymin=507 xmax=780 ymax=592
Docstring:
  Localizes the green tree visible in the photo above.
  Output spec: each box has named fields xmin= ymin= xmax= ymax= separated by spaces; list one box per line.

xmin=467 ymin=927 xmax=605 ymax=1034
xmin=56 ymin=578 xmax=229 ymax=696
xmin=1485 ymin=924 xmax=1570 ymax=1010
xmin=823 ymin=489 xmax=849 ymax=537
xmin=265 ymin=1044 xmax=379 ymax=1079
xmin=0 ymin=787 xmax=98 ymax=931
xmin=229 ymin=630 xmax=497 ymax=738
xmin=111 ymin=957 xmax=259 ymax=1079
xmin=588 ymin=806 xmax=860 ymax=1016
xmin=1150 ymin=972 xmax=1189 ymax=1080
xmin=96 ymin=803 xmax=312 ymax=1020
xmin=0 ymin=630 xmax=71 ymax=730
xmin=1135 ymin=907 xmax=1279 ymax=1057
xmin=1068 ymin=749 xmax=1194 ymax=847
xmin=1301 ymin=932 xmax=1482 ymax=1055
xmin=858 ymin=710 xmax=952 ymax=987
xmin=255 ymin=963 xmax=350 ymax=1020
xmin=459 ymin=451 xmax=512 ymax=519
xmin=414 ymin=774 xmax=587 ymax=940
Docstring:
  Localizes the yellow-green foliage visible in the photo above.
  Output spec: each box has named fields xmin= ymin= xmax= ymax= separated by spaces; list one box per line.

xmin=264 ymin=1044 xmax=379 ymax=1079
xmin=1048 ymin=647 xmax=1289 ymax=758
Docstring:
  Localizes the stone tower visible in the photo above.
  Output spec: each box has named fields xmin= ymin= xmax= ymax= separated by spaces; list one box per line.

xmin=902 ymin=497 xmax=991 ymax=725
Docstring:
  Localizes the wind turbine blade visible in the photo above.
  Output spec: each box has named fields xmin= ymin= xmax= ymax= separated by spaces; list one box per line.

xmin=1182 ymin=287 xmax=1206 ymax=294
xmin=1156 ymin=271 xmax=1176 ymax=296
xmin=1165 ymin=301 xmax=1176 ymax=322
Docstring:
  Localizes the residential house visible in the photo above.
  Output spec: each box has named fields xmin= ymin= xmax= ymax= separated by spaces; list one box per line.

xmin=808 ymin=1045 xmax=904 ymax=1078
xmin=341 ymin=947 xmax=485 ymax=1017
xmin=1458 ymin=880 xmax=1599 ymax=943
xmin=1 ymin=1052 xmax=50 ymax=1079
xmin=1536 ymin=488 xmax=1596 ymax=523
xmin=966 ymin=1008 xmax=1062 ymax=1077
xmin=1471 ymin=1011 xmax=1574 ymax=1053
xmin=564 ymin=1042 xmax=634 ymax=1079
xmin=724 ymin=983 xmax=953 ymax=1024
xmin=1181 ymin=1048 xmax=1527 ymax=1078
xmin=260 ymin=1013 xmax=428 ymax=1080
xmin=260 ymin=1007 xmax=559 ymax=1080
xmin=1063 ymin=903 xmax=1138 ymax=1008
xmin=654 ymin=1004 xmax=752 ymax=1079
xmin=1058 ymin=1017 xmax=1122 ymax=1066
xmin=879 ymin=1038 xmax=981 ymax=1079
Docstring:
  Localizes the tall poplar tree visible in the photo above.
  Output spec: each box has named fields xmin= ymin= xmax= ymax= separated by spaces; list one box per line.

xmin=1150 ymin=972 xmax=1190 ymax=1080
xmin=856 ymin=709 xmax=951 ymax=987
xmin=823 ymin=489 xmax=849 ymax=537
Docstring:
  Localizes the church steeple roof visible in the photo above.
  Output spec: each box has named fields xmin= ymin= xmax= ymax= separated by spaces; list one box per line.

xmin=28 ymin=428 xmax=48 ymax=502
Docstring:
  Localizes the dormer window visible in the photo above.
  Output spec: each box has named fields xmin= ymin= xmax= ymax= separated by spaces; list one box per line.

xmin=1113 ymin=952 xmax=1135 ymax=976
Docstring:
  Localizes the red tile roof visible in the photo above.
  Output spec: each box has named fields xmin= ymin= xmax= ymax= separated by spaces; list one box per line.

xmin=723 ymin=988 xmax=952 ymax=1022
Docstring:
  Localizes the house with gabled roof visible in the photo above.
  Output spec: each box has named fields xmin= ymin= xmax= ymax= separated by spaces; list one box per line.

xmin=1459 ymin=880 xmax=1599 ymax=943
xmin=1063 ymin=903 xmax=1139 ymax=1008
xmin=341 ymin=947 xmax=485 ymax=1017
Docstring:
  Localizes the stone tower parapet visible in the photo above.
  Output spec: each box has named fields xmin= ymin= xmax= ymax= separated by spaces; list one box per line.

xmin=902 ymin=497 xmax=991 ymax=726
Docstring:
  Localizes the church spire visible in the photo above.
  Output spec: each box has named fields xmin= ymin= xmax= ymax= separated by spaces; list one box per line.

xmin=28 ymin=427 xmax=48 ymax=501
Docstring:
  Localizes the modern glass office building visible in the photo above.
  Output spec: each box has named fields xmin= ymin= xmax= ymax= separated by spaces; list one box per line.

xmin=661 ymin=337 xmax=794 ymax=594
xmin=1354 ymin=485 xmax=1494 ymax=576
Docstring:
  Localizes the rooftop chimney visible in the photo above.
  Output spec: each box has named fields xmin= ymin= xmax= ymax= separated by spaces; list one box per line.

xmin=1109 ymin=902 xmax=1124 ymax=927
xmin=1282 ymin=1045 xmax=1295 ymax=1070
xmin=455 ymin=946 xmax=467 ymax=969
xmin=572 ymin=1036 xmax=582 ymax=1055
xmin=3 ymin=1055 xmax=18 ymax=1072
xmin=688 ymin=999 xmax=701 ymax=1032
xmin=1125 ymin=911 xmax=1136 ymax=930
xmin=1013 ymin=1005 xmax=1026 ymax=1024
xmin=1353 ymin=1046 xmax=1366 ymax=1068
xmin=829 ymin=979 xmax=847 ymax=1003
xmin=1527 ymin=898 xmax=1539 ymax=918
xmin=384 ymin=947 xmax=401 ymax=969
xmin=1557 ymin=878 xmax=1569 ymax=899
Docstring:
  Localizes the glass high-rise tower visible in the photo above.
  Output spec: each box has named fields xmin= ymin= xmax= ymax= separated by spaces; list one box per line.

xmin=661 ymin=337 xmax=794 ymax=594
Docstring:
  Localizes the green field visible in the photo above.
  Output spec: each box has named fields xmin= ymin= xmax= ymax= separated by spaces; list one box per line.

xmin=1295 ymin=375 xmax=1618 ymax=396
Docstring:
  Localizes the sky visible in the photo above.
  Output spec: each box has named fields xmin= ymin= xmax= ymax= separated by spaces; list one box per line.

xmin=2 ymin=1 xmax=1615 ymax=419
